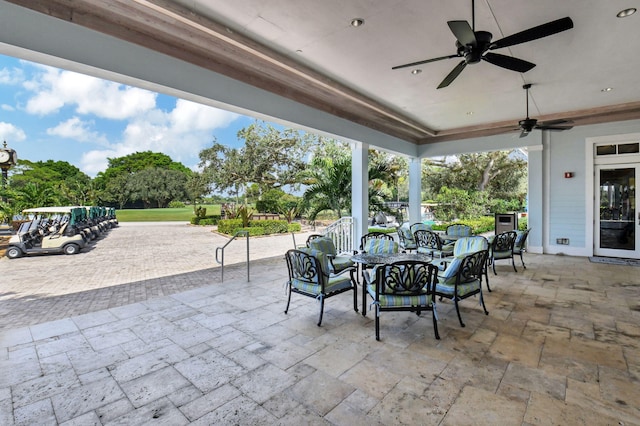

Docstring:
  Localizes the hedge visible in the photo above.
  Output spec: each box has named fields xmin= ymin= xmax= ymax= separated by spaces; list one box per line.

xmin=190 ymin=215 xmax=220 ymax=225
xmin=217 ymin=218 xmax=297 ymax=236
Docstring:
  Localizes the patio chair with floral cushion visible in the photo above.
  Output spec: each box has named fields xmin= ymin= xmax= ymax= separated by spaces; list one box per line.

xmin=284 ymin=248 xmax=358 ymax=326
xmin=435 ymin=249 xmax=490 ymax=327
xmin=396 ymin=223 xmax=417 ymax=252
xmin=414 ymin=229 xmax=454 ymax=259
xmin=489 ymin=230 xmax=518 ymax=274
xmin=363 ymin=260 xmax=440 ymax=341
xmin=513 ymin=228 xmax=531 ymax=269
xmin=307 ymin=235 xmax=356 ymax=274
xmin=436 ymin=236 xmax=491 ymax=291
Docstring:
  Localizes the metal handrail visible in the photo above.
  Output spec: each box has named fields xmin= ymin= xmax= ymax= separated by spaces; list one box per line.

xmin=215 ymin=230 xmax=250 ymax=282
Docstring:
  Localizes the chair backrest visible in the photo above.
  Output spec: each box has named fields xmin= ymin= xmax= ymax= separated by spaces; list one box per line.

xmin=373 ymin=260 xmax=438 ymax=297
xmin=492 ymin=231 xmax=517 ymax=253
xmin=514 ymin=228 xmax=531 ymax=250
xmin=414 ymin=229 xmax=442 ymax=250
xmin=410 ymin=222 xmax=432 ymax=235
xmin=307 ymin=236 xmax=338 ymax=257
xmin=440 ymin=249 xmax=488 ymax=284
xmin=453 ymin=236 xmax=489 ymax=257
xmin=446 ymin=223 xmax=472 ymax=237
xmin=360 ymin=232 xmax=395 ymax=251
xmin=285 ymin=248 xmax=329 ymax=288
xmin=306 ymin=234 xmax=324 ymax=245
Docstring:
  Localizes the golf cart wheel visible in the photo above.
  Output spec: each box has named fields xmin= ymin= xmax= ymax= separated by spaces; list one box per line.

xmin=7 ymin=247 xmax=22 ymax=259
xmin=63 ymin=244 xmax=80 ymax=255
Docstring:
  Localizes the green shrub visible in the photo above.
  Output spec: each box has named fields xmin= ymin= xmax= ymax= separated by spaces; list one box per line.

xmin=195 ymin=206 xmax=207 ymax=218
xmin=168 ymin=200 xmax=186 ymax=208
xmin=366 ymin=227 xmax=396 ymax=234
xmin=190 ymin=216 xmax=199 ymax=225
xmin=287 ymin=222 xmax=302 ymax=232
xmin=218 ymin=219 xmax=243 ymax=234
xmin=249 ymin=219 xmax=289 ymax=234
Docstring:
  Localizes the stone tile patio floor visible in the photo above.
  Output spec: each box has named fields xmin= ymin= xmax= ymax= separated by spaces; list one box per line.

xmin=1 ymin=223 xmax=639 ymax=424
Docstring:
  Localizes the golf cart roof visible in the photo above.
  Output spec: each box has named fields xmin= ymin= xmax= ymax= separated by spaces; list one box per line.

xmin=23 ymin=206 xmax=79 ymax=214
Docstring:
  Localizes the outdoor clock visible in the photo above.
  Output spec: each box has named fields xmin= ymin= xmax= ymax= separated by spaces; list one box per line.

xmin=0 ymin=150 xmax=10 ymax=164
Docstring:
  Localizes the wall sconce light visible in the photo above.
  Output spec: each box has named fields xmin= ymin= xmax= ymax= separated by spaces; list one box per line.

xmin=564 ymin=172 xmax=574 ymax=178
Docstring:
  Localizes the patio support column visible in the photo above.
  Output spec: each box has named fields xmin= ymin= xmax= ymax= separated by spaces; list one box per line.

xmin=352 ymin=142 xmax=368 ymax=251
xmin=408 ymin=157 xmax=422 ymax=224
xmin=527 ymin=144 xmax=544 ymax=254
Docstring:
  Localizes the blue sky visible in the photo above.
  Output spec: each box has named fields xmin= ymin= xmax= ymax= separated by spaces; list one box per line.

xmin=0 ymin=54 xmax=261 ymax=177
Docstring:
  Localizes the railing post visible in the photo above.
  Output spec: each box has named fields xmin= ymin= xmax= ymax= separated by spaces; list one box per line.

xmin=215 ymin=230 xmax=250 ymax=283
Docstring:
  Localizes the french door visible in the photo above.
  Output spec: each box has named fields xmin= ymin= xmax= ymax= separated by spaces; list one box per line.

xmin=594 ymin=164 xmax=639 ymax=258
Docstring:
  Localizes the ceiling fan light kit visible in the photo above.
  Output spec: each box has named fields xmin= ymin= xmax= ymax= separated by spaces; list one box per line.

xmin=392 ymin=0 xmax=574 ymax=89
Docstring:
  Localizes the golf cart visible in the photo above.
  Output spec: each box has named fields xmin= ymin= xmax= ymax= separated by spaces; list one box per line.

xmin=6 ymin=206 xmax=88 ymax=259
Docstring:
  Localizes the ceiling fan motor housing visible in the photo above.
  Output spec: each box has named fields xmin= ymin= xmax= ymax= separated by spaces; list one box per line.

xmin=457 ymin=31 xmax=493 ymax=64
xmin=519 ymin=118 xmax=537 ymax=132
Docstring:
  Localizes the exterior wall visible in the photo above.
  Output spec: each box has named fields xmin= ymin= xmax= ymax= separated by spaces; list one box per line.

xmin=545 ymin=119 xmax=640 ymax=256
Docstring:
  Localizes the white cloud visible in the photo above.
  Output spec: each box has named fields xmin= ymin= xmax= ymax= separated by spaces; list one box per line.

xmin=24 ymin=66 xmax=156 ymax=119
xmin=0 ymin=67 xmax=24 ymax=85
xmin=47 ymin=117 xmax=110 ymax=146
xmin=2 ymin=104 xmax=15 ymax=111
xmin=0 ymin=122 xmax=26 ymax=142
xmin=79 ymin=99 xmax=240 ymax=176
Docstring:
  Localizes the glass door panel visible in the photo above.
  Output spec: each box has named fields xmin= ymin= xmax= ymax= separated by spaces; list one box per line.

xmin=595 ymin=165 xmax=639 ymax=258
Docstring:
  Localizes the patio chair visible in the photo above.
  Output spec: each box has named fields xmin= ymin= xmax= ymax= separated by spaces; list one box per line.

xmin=437 ymin=236 xmax=491 ymax=291
xmin=414 ymin=229 xmax=454 ymax=258
xmin=435 ymin=249 xmax=489 ymax=327
xmin=359 ymin=232 xmax=396 ymax=253
xmin=307 ymin=236 xmax=355 ymax=274
xmin=489 ymin=230 xmax=518 ymax=274
xmin=513 ymin=228 xmax=531 ymax=269
xmin=364 ymin=260 xmax=440 ymax=341
xmin=284 ymin=248 xmax=358 ymax=326
xmin=395 ymin=224 xmax=417 ymax=252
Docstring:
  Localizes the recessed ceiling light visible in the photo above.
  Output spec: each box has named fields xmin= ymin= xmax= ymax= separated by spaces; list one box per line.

xmin=411 ymin=69 xmax=422 ymax=75
xmin=601 ymin=87 xmax=613 ymax=92
xmin=350 ymin=18 xmax=365 ymax=27
xmin=466 ymin=111 xmax=474 ymax=115
xmin=617 ymin=8 xmax=636 ymax=18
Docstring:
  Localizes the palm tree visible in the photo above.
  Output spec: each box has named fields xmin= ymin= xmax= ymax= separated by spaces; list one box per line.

xmin=14 ymin=182 xmax=59 ymax=209
xmin=302 ymin=156 xmax=392 ymax=220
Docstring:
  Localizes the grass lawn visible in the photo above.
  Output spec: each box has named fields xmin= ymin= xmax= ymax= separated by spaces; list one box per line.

xmin=116 ymin=205 xmax=221 ymax=222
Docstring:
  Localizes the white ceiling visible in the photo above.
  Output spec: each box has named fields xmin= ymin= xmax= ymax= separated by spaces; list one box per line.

xmin=175 ymin=0 xmax=640 ymax=133
xmin=2 ymin=0 xmax=640 ymax=145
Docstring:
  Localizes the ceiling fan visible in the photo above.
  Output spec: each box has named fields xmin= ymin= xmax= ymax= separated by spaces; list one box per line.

xmin=392 ymin=0 xmax=574 ymax=89
xmin=517 ymin=83 xmax=573 ymax=138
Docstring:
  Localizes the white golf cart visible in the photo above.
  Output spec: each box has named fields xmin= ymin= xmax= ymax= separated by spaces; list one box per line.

xmin=6 ymin=206 xmax=88 ymax=259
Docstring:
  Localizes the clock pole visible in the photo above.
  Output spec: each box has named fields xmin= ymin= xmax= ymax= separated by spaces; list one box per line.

xmin=1 ymin=140 xmax=18 ymax=190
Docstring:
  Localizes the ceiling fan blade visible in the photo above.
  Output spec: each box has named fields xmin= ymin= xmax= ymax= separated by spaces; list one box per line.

xmin=437 ymin=60 xmax=467 ymax=89
xmin=491 ymin=17 xmax=574 ymax=50
xmin=483 ymin=52 xmax=535 ymax=73
xmin=519 ymin=130 xmax=530 ymax=138
xmin=447 ymin=20 xmax=476 ymax=47
xmin=536 ymin=125 xmax=574 ymax=131
xmin=392 ymin=54 xmax=459 ymax=70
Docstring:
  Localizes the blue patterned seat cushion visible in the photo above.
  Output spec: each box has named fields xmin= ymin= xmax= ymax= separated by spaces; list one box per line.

xmin=446 ymin=225 xmax=472 ymax=237
xmin=366 ymin=283 xmax=432 ymax=307
xmin=332 ymin=255 xmax=355 ymax=271
xmin=293 ymin=274 xmax=353 ymax=295
xmin=492 ymin=250 xmax=513 ymax=260
xmin=308 ymin=237 xmax=337 ymax=256
xmin=435 ymin=280 xmax=481 ymax=297
xmin=453 ymin=237 xmax=488 ymax=257
xmin=364 ymin=239 xmax=399 ymax=254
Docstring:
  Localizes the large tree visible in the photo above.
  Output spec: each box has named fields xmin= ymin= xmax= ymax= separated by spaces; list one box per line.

xmin=198 ymin=121 xmax=313 ymax=201
xmin=424 ymin=151 xmax=526 ymax=201
xmin=95 ymin=151 xmax=191 ymax=208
